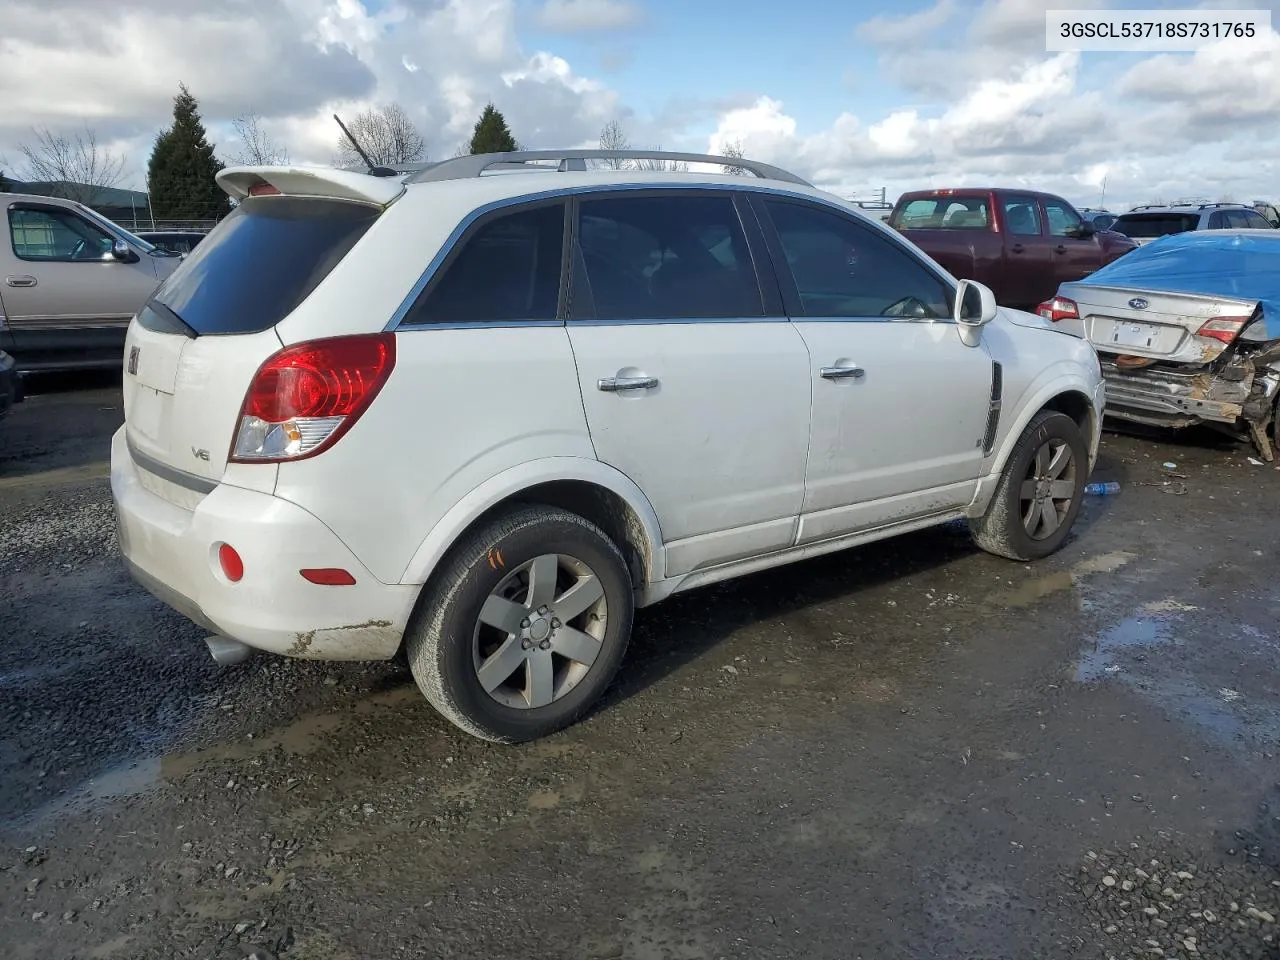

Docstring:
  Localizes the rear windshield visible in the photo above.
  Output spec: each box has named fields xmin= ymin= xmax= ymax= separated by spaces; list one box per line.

xmin=148 ymin=197 xmax=380 ymax=335
xmin=1111 ymin=213 xmax=1199 ymax=238
xmin=889 ymin=197 xmax=990 ymax=230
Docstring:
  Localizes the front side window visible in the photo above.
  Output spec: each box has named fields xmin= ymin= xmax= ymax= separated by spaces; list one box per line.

xmin=405 ymin=202 xmax=565 ymax=325
xmin=1044 ymin=199 xmax=1084 ymax=238
xmin=572 ymin=194 xmax=763 ymax=321
xmin=8 ymin=206 xmax=114 ymax=261
xmin=764 ymin=199 xmax=953 ymax=320
xmin=1002 ymin=197 xmax=1043 ymax=237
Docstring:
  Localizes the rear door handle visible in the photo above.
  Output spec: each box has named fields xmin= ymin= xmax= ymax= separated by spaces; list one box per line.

xmin=1011 ymin=243 xmax=1025 ymax=254
xmin=597 ymin=376 xmax=659 ymax=392
xmin=5 ymin=275 xmax=37 ymax=287
xmin=1055 ymin=244 xmax=1067 ymax=253
xmin=820 ymin=365 xmax=865 ymax=381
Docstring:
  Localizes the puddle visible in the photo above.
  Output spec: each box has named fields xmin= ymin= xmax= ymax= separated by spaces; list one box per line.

xmin=12 ymin=755 xmax=161 ymax=828
xmin=988 ymin=551 xmax=1135 ymax=609
xmin=1075 ymin=613 xmax=1178 ymax=682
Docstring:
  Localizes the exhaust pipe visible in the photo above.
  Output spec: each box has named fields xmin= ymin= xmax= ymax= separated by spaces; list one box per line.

xmin=204 ymin=635 xmax=254 ymax=666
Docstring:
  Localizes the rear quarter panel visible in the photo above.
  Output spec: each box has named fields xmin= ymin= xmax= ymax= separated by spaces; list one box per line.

xmin=271 ymin=325 xmax=597 ymax=586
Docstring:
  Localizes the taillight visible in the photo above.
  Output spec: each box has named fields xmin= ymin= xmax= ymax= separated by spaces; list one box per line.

xmin=229 ymin=333 xmax=396 ymax=463
xmin=1195 ymin=315 xmax=1252 ymax=345
xmin=1036 ymin=297 xmax=1079 ymax=322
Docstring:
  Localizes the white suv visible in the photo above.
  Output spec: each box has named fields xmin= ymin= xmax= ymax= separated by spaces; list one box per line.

xmin=110 ymin=149 xmax=1105 ymax=743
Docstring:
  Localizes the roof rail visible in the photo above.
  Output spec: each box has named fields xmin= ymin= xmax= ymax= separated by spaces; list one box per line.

xmin=403 ymin=149 xmax=812 ymax=186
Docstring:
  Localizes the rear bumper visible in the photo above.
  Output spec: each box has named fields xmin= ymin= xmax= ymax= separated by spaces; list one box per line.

xmin=110 ymin=427 xmax=419 ymax=660
xmin=1098 ymin=359 xmax=1279 ymax=428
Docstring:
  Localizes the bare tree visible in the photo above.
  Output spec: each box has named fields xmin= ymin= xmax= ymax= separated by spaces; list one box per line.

xmin=598 ymin=120 xmax=631 ymax=169
xmin=335 ymin=103 xmax=426 ymax=167
xmin=231 ymin=111 xmax=289 ymax=166
xmin=631 ymin=144 xmax=688 ymax=173
xmin=14 ymin=125 xmax=126 ymax=204
xmin=720 ymin=138 xmax=748 ymax=175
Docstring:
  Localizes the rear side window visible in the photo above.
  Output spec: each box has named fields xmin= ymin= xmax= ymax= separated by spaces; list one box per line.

xmin=149 ymin=197 xmax=379 ymax=336
xmin=1239 ymin=209 xmax=1273 ymax=229
xmin=1002 ymin=196 xmax=1042 ymax=236
xmin=572 ymin=194 xmax=763 ymax=321
xmin=1111 ymin=213 xmax=1199 ymax=238
xmin=403 ymin=202 xmax=565 ymax=325
xmin=890 ymin=197 xmax=990 ymax=229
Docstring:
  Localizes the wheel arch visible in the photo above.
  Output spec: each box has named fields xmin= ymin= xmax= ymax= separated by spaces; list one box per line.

xmin=397 ymin=457 xmax=664 ymax=595
xmin=969 ymin=366 xmax=1101 ymax=516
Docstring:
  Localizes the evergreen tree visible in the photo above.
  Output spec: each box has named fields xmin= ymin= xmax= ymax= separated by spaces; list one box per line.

xmin=0 ymin=170 xmax=11 ymax=192
xmin=467 ymin=104 xmax=519 ymax=155
xmin=148 ymin=84 xmax=230 ymax=221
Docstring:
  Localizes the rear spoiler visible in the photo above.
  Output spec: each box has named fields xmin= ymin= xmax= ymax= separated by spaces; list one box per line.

xmin=215 ymin=165 xmax=406 ymax=206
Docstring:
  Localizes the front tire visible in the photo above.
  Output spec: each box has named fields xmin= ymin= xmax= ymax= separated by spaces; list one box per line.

xmin=969 ymin=409 xmax=1088 ymax=562
xmin=405 ymin=505 xmax=634 ymax=743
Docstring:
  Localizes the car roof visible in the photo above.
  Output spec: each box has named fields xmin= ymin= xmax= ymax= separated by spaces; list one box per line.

xmin=1 ymin=192 xmax=84 ymax=208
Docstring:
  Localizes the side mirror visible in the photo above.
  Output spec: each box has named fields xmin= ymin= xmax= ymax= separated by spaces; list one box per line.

xmin=1071 ymin=221 xmax=1097 ymax=239
xmin=111 ymin=239 xmax=138 ymax=263
xmin=954 ymin=279 xmax=998 ymax=347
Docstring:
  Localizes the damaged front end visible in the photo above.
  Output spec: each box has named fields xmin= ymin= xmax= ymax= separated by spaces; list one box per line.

xmin=1100 ymin=309 xmax=1280 ymax=460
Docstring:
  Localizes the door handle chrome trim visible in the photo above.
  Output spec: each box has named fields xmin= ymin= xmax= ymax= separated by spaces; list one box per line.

xmin=820 ymin=365 xmax=865 ymax=381
xmin=597 ymin=376 xmax=659 ymax=392
xmin=5 ymin=276 xmax=37 ymax=287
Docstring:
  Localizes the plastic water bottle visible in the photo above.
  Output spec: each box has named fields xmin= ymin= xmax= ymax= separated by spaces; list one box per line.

xmin=1083 ymin=481 xmax=1121 ymax=496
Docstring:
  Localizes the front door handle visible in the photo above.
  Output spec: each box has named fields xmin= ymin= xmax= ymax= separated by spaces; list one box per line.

xmin=1011 ymin=243 xmax=1025 ymax=253
xmin=1055 ymin=244 xmax=1067 ymax=253
xmin=820 ymin=365 xmax=865 ymax=381
xmin=5 ymin=275 xmax=37 ymax=287
xmin=597 ymin=376 xmax=659 ymax=392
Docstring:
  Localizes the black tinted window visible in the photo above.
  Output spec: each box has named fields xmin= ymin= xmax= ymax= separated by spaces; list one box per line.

xmin=150 ymin=197 xmax=378 ymax=335
xmin=764 ymin=199 xmax=952 ymax=319
xmin=1239 ymin=210 xmax=1272 ymax=229
xmin=1112 ymin=213 xmax=1199 ymax=238
xmin=573 ymin=194 xmax=762 ymax=320
xmin=405 ymin=203 xmax=565 ymax=325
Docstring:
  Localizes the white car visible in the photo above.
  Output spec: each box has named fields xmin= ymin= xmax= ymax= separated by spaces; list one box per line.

xmin=110 ymin=149 xmax=1105 ymax=743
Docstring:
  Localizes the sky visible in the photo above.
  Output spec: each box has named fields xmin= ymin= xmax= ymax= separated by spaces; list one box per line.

xmin=0 ymin=0 xmax=1277 ymax=210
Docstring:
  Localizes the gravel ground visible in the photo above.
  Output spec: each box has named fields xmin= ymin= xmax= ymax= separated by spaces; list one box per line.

xmin=1 ymin=373 xmax=1278 ymax=959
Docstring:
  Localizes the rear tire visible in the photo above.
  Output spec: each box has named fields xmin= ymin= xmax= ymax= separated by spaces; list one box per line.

xmin=969 ymin=409 xmax=1087 ymax=562
xmin=405 ymin=505 xmax=634 ymax=743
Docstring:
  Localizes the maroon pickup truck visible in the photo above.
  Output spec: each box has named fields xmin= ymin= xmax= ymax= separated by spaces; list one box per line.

xmin=887 ymin=188 xmax=1137 ymax=310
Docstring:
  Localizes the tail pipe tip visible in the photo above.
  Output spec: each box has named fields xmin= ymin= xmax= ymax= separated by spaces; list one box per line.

xmin=204 ymin=635 xmax=254 ymax=666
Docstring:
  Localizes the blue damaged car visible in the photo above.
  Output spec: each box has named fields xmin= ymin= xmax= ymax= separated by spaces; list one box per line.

xmin=1036 ymin=228 xmax=1280 ymax=461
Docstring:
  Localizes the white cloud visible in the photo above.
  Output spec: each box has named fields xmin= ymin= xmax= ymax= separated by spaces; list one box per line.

xmin=534 ymin=0 xmax=643 ymax=33
xmin=1119 ymin=27 xmax=1280 ymax=127
xmin=856 ymin=0 xmax=958 ymax=45
xmin=1 ymin=0 xmax=1279 ymax=213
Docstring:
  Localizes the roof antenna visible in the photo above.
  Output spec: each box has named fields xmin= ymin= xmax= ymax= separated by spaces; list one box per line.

xmin=333 ymin=113 xmax=397 ymax=177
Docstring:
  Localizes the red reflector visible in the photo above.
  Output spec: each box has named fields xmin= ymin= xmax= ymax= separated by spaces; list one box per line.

xmin=243 ymin=334 xmax=396 ymax=422
xmin=300 ymin=568 xmax=357 ymax=586
xmin=219 ymin=543 xmax=244 ymax=582
xmin=248 ymin=183 xmax=281 ymax=197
